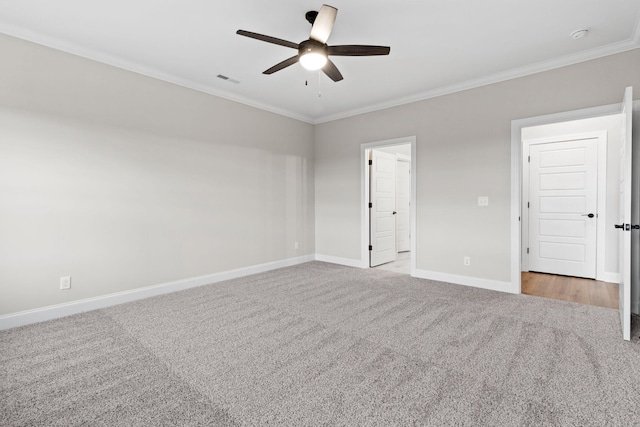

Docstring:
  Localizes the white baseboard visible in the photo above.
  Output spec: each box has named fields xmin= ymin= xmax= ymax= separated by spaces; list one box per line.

xmin=599 ymin=272 xmax=620 ymax=284
xmin=0 ymin=254 xmax=315 ymax=331
xmin=315 ymin=254 xmax=364 ymax=269
xmin=414 ymin=269 xmax=516 ymax=294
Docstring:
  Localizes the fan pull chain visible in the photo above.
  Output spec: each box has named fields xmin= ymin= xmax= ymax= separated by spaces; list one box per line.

xmin=317 ymin=71 xmax=322 ymax=98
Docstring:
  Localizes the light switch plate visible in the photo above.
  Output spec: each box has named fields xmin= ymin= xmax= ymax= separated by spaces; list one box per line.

xmin=478 ymin=196 xmax=489 ymax=207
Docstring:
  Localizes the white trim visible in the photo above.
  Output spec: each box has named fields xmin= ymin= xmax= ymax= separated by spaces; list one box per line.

xmin=315 ymin=41 xmax=640 ymax=124
xmin=3 ymin=23 xmax=637 ymax=126
xmin=0 ymin=255 xmax=314 ymax=331
xmin=0 ymin=25 xmax=315 ymax=124
xmin=511 ymin=102 xmax=624 ymax=294
xmin=521 ymin=131 xmax=608 ymax=281
xmin=314 ymin=254 xmax=363 ymax=268
xmin=603 ymin=272 xmax=621 ymax=284
xmin=413 ymin=269 xmax=516 ymax=294
xmin=361 ymin=137 xmax=417 ymax=275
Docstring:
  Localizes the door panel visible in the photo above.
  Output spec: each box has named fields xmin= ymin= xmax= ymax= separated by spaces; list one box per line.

xmin=539 ymin=242 xmax=584 ymax=262
xmin=539 ymin=196 xmax=586 ymax=213
xmin=539 ymin=219 xmax=585 ymax=238
xmin=529 ymin=138 xmax=598 ymax=278
xmin=618 ymin=86 xmax=633 ymax=341
xmin=370 ymin=150 xmax=397 ymax=267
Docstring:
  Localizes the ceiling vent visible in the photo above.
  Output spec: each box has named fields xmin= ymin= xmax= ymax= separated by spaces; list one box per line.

xmin=217 ymin=74 xmax=240 ymax=84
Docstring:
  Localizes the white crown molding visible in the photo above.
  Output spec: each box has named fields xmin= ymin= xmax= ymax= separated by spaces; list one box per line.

xmin=0 ymin=25 xmax=316 ymax=124
xmin=0 ymin=254 xmax=315 ymax=331
xmin=1 ymin=20 xmax=638 ymax=126
xmin=315 ymin=39 xmax=640 ymax=124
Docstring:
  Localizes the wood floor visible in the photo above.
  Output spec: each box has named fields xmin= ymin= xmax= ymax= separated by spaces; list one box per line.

xmin=522 ymin=271 xmax=618 ymax=309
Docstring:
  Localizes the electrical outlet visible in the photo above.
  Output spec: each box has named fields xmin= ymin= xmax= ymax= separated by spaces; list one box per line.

xmin=60 ymin=276 xmax=71 ymax=290
xmin=463 ymin=257 xmax=471 ymax=266
xmin=478 ymin=196 xmax=489 ymax=207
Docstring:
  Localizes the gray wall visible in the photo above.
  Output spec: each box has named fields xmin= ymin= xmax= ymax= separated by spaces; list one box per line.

xmin=2 ymin=31 xmax=639 ymax=318
xmin=315 ymin=49 xmax=640 ymax=286
xmin=0 ymin=34 xmax=315 ymax=315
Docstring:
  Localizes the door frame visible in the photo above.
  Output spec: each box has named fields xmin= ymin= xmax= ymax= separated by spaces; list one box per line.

xmin=511 ymin=103 xmax=625 ymax=294
xmin=361 ymin=136 xmax=417 ymax=275
xmin=396 ymin=153 xmax=411 ymax=253
xmin=521 ymin=131 xmax=608 ymax=280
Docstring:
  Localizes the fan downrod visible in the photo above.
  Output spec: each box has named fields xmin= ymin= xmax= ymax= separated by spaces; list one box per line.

xmin=305 ymin=11 xmax=318 ymax=25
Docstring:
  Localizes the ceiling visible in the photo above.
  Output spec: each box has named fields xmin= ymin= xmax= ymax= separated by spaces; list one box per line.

xmin=1 ymin=0 xmax=639 ymax=123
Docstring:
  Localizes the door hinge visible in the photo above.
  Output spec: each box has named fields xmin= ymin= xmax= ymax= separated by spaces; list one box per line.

xmin=528 ymin=155 xmax=530 ymax=163
xmin=527 ymin=248 xmax=529 ymax=254
xmin=369 ymin=159 xmax=373 ymax=166
xmin=369 ymin=202 xmax=372 ymax=208
xmin=527 ymin=202 xmax=530 ymax=208
xmin=369 ymin=245 xmax=373 ymax=251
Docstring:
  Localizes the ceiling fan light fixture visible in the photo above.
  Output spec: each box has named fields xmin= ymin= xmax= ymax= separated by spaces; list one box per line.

xmin=300 ymin=51 xmax=327 ymax=70
xmin=236 ymin=5 xmax=389 ymax=82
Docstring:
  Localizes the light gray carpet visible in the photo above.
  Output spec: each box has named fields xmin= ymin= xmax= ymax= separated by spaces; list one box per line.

xmin=2 ymin=261 xmax=639 ymax=426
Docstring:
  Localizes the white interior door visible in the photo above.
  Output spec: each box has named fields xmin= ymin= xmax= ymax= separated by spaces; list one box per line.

xmin=396 ymin=155 xmax=411 ymax=252
xmin=618 ymin=86 xmax=633 ymax=341
xmin=528 ymin=138 xmax=598 ymax=278
xmin=370 ymin=150 xmax=397 ymax=267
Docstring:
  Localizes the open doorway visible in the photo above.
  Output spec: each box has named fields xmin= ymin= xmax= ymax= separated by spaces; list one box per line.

xmin=361 ymin=137 xmax=416 ymax=275
xmin=519 ymin=113 xmax=623 ymax=309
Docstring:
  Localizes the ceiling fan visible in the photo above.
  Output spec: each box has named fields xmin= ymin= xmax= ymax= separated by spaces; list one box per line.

xmin=236 ymin=4 xmax=390 ymax=82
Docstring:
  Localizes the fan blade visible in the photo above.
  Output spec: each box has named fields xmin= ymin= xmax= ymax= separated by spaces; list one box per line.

xmin=263 ymin=55 xmax=299 ymax=74
xmin=328 ymin=45 xmax=390 ymax=56
xmin=322 ymin=59 xmax=343 ymax=82
xmin=309 ymin=5 xmax=337 ymax=44
xmin=237 ymin=30 xmax=299 ymax=49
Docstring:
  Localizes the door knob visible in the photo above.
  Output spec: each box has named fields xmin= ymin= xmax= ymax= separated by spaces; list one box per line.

xmin=581 ymin=213 xmax=595 ymax=218
xmin=392 ymin=211 xmax=397 ymax=215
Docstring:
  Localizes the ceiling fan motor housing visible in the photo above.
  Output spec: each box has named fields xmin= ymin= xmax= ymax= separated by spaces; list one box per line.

xmin=299 ymin=39 xmax=327 ymax=57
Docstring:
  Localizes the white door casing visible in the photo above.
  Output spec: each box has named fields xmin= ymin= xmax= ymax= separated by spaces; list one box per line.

xmin=370 ymin=150 xmax=397 ymax=267
xmin=528 ymin=138 xmax=598 ymax=279
xmin=618 ymin=86 xmax=633 ymax=341
xmin=396 ymin=154 xmax=411 ymax=253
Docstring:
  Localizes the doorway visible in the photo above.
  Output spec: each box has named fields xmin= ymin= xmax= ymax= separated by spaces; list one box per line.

xmin=361 ymin=137 xmax=416 ymax=275
xmin=520 ymin=116 xmax=621 ymax=306
xmin=511 ymin=89 xmax=640 ymax=340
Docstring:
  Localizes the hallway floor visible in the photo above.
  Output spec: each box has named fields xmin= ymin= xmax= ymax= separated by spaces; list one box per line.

xmin=374 ymin=251 xmax=410 ymax=275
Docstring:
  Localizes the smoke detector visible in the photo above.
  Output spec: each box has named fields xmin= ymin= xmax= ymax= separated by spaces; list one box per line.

xmin=570 ymin=29 xmax=589 ymax=40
